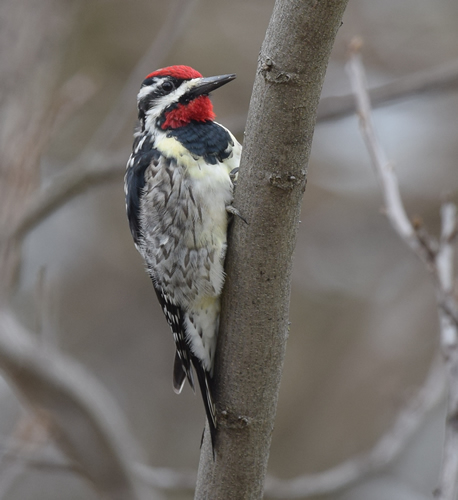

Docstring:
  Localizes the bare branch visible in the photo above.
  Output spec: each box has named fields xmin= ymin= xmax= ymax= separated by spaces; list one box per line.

xmin=346 ymin=39 xmax=458 ymax=500
xmin=0 ymin=2 xmax=201 ymax=499
xmin=435 ymin=203 xmax=458 ymax=500
xmin=6 ymin=0 xmax=198 ymax=249
xmin=437 ymin=203 xmax=456 ymax=296
xmin=1 ymin=354 xmax=444 ymax=499
xmin=319 ymin=58 xmax=458 ymax=122
xmin=133 ymin=463 xmax=196 ymax=492
xmin=195 ymin=1 xmax=349 ymax=498
xmin=226 ymin=58 xmax=458 ymax=136
xmin=7 ymin=152 xmax=127 ymax=244
xmin=0 ymin=308 xmax=155 ymax=500
xmin=0 ymin=446 xmax=192 ymax=497
xmin=0 ymin=0 xmax=76 ymax=296
xmin=11 ymin=44 xmax=458 ymax=249
xmin=346 ymin=39 xmax=419 ymax=252
xmin=264 ymin=356 xmax=445 ymax=498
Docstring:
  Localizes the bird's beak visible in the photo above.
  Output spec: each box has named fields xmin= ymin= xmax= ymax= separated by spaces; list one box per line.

xmin=188 ymin=74 xmax=236 ymax=98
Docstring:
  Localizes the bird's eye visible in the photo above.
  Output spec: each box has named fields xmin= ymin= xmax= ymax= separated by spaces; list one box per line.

xmin=161 ymin=81 xmax=174 ymax=93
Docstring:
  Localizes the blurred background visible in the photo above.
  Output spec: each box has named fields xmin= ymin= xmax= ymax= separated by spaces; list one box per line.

xmin=1 ymin=0 xmax=458 ymax=498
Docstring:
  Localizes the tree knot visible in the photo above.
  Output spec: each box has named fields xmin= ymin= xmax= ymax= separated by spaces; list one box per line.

xmin=220 ymin=409 xmax=252 ymax=429
xmin=269 ymin=172 xmax=304 ymax=191
xmin=259 ymin=55 xmax=294 ymax=84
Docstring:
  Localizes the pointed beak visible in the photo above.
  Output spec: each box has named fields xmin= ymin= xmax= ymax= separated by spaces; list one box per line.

xmin=188 ymin=73 xmax=236 ymax=98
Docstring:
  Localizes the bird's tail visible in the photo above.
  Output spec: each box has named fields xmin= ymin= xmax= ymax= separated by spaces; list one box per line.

xmin=192 ymin=356 xmax=217 ymax=457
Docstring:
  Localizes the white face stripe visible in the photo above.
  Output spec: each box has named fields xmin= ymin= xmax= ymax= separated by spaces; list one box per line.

xmin=137 ymin=80 xmax=162 ymax=101
xmin=137 ymin=77 xmax=203 ymax=125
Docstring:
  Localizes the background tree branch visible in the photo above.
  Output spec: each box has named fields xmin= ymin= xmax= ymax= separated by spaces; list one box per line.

xmin=195 ymin=1 xmax=349 ymax=498
xmin=0 ymin=0 xmax=72 ymax=296
xmin=264 ymin=355 xmax=445 ymax=498
xmin=0 ymin=346 xmax=445 ymax=500
xmin=1 ymin=1 xmax=456 ymax=498
xmin=0 ymin=1 xmax=197 ymax=498
xmin=6 ymin=0 xmax=197 ymax=262
xmin=0 ymin=309 xmax=153 ymax=500
xmin=318 ymin=58 xmax=458 ymax=122
xmin=12 ymin=56 xmax=458 ymax=250
xmin=347 ymin=40 xmax=458 ymax=500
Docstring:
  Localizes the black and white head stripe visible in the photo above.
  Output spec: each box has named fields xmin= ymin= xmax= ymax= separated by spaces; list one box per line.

xmin=137 ymin=65 xmax=204 ymax=120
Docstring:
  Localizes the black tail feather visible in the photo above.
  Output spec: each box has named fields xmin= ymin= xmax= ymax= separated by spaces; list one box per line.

xmin=173 ymin=352 xmax=186 ymax=394
xmin=192 ymin=356 xmax=217 ymax=457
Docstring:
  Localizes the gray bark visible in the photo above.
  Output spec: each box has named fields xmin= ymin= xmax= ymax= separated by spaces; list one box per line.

xmin=195 ymin=0 xmax=349 ymax=498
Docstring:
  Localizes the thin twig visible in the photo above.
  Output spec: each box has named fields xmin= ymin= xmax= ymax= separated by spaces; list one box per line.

xmin=224 ymin=58 xmax=458 ymax=136
xmin=319 ymin=58 xmax=458 ymax=122
xmin=346 ymin=38 xmax=458 ymax=500
xmin=346 ymin=39 xmax=420 ymax=254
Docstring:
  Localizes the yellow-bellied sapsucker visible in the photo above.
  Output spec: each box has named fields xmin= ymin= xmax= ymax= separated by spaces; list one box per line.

xmin=124 ymin=65 xmax=241 ymax=452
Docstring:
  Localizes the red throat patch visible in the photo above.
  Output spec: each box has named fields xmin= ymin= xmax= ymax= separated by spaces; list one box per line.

xmin=161 ymin=96 xmax=215 ymax=129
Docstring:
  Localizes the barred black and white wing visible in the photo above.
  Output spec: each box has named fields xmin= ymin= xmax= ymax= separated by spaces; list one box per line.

xmin=124 ymin=136 xmax=217 ymax=450
xmin=151 ymin=278 xmax=217 ymax=449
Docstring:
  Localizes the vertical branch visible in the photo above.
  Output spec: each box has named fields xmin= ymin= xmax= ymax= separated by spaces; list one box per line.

xmin=435 ymin=203 xmax=458 ymax=500
xmin=195 ymin=1 xmax=349 ymax=498
xmin=347 ymin=42 xmax=458 ymax=500
xmin=346 ymin=39 xmax=420 ymax=251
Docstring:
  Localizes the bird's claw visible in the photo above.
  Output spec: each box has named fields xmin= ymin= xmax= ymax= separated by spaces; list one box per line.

xmin=226 ymin=205 xmax=248 ymax=224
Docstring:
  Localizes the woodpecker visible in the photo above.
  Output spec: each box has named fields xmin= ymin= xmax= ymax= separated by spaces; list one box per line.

xmin=124 ymin=65 xmax=241 ymax=453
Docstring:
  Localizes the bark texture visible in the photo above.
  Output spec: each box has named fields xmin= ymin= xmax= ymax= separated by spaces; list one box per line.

xmin=195 ymin=0 xmax=349 ymax=498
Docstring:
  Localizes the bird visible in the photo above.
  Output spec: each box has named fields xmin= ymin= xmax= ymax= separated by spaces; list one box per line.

xmin=124 ymin=65 xmax=242 ymax=453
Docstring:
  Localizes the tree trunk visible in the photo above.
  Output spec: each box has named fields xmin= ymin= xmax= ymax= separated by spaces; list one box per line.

xmin=195 ymin=0 xmax=349 ymax=498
